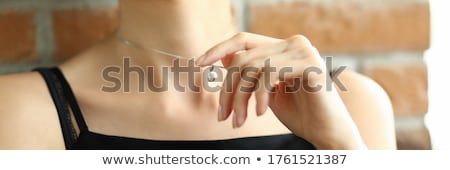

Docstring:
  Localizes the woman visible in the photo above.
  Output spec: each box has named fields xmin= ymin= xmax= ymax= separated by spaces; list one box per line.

xmin=0 ymin=0 xmax=396 ymax=149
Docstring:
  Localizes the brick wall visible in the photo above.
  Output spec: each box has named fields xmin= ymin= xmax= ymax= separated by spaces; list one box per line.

xmin=0 ymin=0 xmax=431 ymax=149
xmin=0 ymin=0 xmax=118 ymax=73
xmin=239 ymin=0 xmax=431 ymax=149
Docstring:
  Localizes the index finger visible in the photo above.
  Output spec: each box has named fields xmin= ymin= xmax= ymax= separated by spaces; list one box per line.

xmin=195 ymin=32 xmax=282 ymax=66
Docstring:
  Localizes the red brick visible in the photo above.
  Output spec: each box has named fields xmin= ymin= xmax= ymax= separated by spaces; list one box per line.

xmin=52 ymin=8 xmax=118 ymax=60
xmin=364 ymin=62 xmax=428 ymax=116
xmin=0 ymin=12 xmax=36 ymax=62
xmin=249 ymin=0 xmax=430 ymax=53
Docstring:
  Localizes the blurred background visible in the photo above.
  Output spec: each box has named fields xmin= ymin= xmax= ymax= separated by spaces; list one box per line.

xmin=0 ymin=0 xmax=448 ymax=149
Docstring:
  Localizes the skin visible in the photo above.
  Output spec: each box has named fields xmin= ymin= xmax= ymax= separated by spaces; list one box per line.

xmin=0 ymin=0 xmax=396 ymax=149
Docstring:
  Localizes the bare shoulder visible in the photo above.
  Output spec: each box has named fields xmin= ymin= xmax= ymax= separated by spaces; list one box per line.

xmin=0 ymin=72 xmax=64 ymax=149
xmin=336 ymin=70 xmax=397 ymax=149
xmin=336 ymin=70 xmax=393 ymax=115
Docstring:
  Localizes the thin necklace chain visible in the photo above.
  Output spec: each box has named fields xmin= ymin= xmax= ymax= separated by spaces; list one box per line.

xmin=116 ymin=36 xmax=222 ymax=82
xmin=117 ymin=36 xmax=194 ymax=60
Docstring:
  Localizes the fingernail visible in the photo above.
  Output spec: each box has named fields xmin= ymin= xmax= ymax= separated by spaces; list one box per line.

xmin=256 ymin=105 xmax=267 ymax=117
xmin=217 ymin=105 xmax=224 ymax=121
xmin=195 ymin=54 xmax=206 ymax=66
xmin=236 ymin=111 xmax=245 ymax=128
xmin=232 ymin=112 xmax=238 ymax=129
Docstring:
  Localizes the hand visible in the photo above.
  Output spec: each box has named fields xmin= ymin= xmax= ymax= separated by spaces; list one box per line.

xmin=196 ymin=32 xmax=367 ymax=149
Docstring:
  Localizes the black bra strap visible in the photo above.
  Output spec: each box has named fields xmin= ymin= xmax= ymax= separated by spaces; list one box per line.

xmin=50 ymin=68 xmax=88 ymax=131
xmin=34 ymin=67 xmax=89 ymax=149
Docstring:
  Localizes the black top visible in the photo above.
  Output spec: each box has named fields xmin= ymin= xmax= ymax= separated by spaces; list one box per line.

xmin=34 ymin=67 xmax=316 ymax=150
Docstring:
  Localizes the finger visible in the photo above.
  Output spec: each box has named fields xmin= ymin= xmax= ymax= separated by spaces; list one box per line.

xmin=276 ymin=47 xmax=325 ymax=81
xmin=254 ymin=69 xmax=270 ymax=116
xmin=253 ymin=47 xmax=322 ymax=109
xmin=252 ymin=57 xmax=285 ymax=116
xmin=217 ymin=44 xmax=289 ymax=123
xmin=284 ymin=35 xmax=313 ymax=50
xmin=231 ymin=66 xmax=260 ymax=128
xmin=242 ymin=57 xmax=275 ymax=117
xmin=225 ymin=40 xmax=289 ymax=68
xmin=217 ymin=35 xmax=321 ymax=124
xmin=231 ymin=47 xmax=317 ymax=120
xmin=218 ymin=66 xmax=241 ymax=122
xmin=217 ymin=39 xmax=287 ymax=122
xmin=196 ymin=32 xmax=282 ymax=66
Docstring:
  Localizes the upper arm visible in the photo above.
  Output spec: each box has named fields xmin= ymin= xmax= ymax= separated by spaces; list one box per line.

xmin=337 ymin=71 xmax=397 ymax=149
xmin=0 ymin=72 xmax=64 ymax=149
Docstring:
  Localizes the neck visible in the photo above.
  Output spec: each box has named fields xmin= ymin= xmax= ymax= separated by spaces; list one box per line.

xmin=116 ymin=0 xmax=236 ymax=59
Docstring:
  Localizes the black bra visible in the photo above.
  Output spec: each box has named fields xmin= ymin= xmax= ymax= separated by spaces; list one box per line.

xmin=34 ymin=67 xmax=316 ymax=150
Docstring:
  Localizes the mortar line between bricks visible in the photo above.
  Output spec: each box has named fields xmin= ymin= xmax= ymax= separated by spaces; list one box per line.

xmin=230 ymin=0 xmax=246 ymax=32
xmin=0 ymin=63 xmax=44 ymax=74
xmin=356 ymin=57 xmax=364 ymax=73
xmin=0 ymin=0 xmax=117 ymax=11
xmin=35 ymin=8 xmax=56 ymax=66
xmin=242 ymin=0 xmax=250 ymax=32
